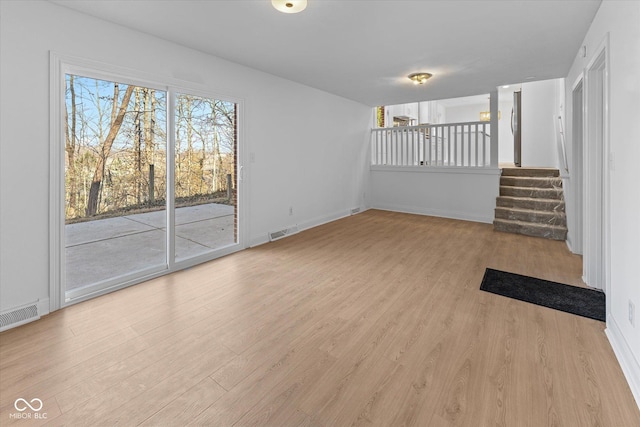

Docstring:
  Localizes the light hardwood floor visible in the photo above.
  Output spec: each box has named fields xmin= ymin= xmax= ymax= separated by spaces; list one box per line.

xmin=1 ymin=210 xmax=638 ymax=426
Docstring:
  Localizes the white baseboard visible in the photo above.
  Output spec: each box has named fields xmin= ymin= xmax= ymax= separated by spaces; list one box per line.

xmin=298 ymin=207 xmax=368 ymax=231
xmin=38 ymin=298 xmax=50 ymax=317
xmin=605 ymin=316 xmax=640 ymax=410
xmin=371 ymin=202 xmax=494 ymax=224
xmin=249 ymin=234 xmax=270 ymax=248
xmin=249 ymin=206 xmax=369 ymax=248
xmin=565 ymin=237 xmax=574 ymax=253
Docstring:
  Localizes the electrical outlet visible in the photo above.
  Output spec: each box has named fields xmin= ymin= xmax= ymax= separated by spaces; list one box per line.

xmin=289 ymin=206 xmax=293 ymax=216
xmin=630 ymin=300 xmax=636 ymax=327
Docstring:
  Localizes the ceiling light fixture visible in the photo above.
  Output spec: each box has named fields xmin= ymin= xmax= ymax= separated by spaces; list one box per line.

xmin=272 ymin=0 xmax=307 ymax=13
xmin=408 ymin=72 xmax=433 ymax=85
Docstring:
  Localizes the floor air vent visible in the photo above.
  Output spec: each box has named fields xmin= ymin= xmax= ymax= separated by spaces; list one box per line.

xmin=0 ymin=302 xmax=40 ymax=332
xmin=269 ymin=226 xmax=299 ymax=242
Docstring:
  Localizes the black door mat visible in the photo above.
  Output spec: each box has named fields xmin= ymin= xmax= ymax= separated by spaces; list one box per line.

xmin=480 ymin=268 xmax=605 ymax=322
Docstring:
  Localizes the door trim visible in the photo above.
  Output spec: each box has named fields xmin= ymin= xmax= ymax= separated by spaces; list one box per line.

xmin=570 ymin=73 xmax=584 ymax=255
xmin=583 ymin=33 xmax=610 ymax=299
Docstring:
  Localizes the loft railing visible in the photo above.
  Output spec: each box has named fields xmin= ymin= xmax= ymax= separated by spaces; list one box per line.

xmin=371 ymin=121 xmax=492 ymax=167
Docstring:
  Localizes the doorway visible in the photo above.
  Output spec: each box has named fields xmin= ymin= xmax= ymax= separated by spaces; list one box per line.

xmin=52 ymin=60 xmax=243 ymax=306
xmin=583 ymin=39 xmax=609 ymax=293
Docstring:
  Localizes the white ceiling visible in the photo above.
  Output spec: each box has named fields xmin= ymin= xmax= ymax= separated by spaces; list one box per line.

xmin=50 ymin=0 xmax=601 ymax=107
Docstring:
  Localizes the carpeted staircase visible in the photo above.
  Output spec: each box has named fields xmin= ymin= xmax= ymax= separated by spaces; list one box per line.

xmin=493 ymin=168 xmax=567 ymax=240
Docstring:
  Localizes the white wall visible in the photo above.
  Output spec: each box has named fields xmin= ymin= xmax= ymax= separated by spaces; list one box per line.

xmin=498 ymin=96 xmax=515 ymax=164
xmin=564 ymin=1 xmax=640 ymax=405
xmin=520 ymin=79 xmax=563 ymax=168
xmin=384 ymin=101 xmax=447 ymax=127
xmin=444 ymin=103 xmax=486 ymax=124
xmin=428 ymin=102 xmax=446 ymax=124
xmin=385 ymin=102 xmax=419 ymax=125
xmin=418 ymin=102 xmax=430 ymax=124
xmin=0 ymin=1 xmax=371 ymax=313
xmin=370 ymin=168 xmax=501 ymax=224
xmin=443 ymin=99 xmax=518 ymax=165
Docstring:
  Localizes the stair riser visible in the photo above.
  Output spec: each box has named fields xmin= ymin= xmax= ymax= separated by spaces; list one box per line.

xmin=501 ymin=168 xmax=560 ymax=178
xmin=496 ymin=197 xmax=565 ymax=212
xmin=500 ymin=176 xmax=563 ymax=188
xmin=493 ymin=221 xmax=568 ymax=241
xmin=500 ymin=186 xmax=564 ymax=199
xmin=494 ymin=208 xmax=566 ymax=226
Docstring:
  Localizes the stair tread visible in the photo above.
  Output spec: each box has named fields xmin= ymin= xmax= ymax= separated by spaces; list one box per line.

xmin=493 ymin=218 xmax=567 ymax=230
xmin=501 ymin=175 xmax=561 ymax=180
xmin=500 ymin=177 xmax=563 ymax=189
xmin=502 ymin=167 xmax=558 ymax=170
xmin=501 ymin=168 xmax=560 ymax=177
xmin=499 ymin=185 xmax=563 ymax=190
xmin=499 ymin=186 xmax=564 ymax=200
xmin=500 ymin=179 xmax=562 ymax=184
xmin=502 ymin=167 xmax=559 ymax=170
xmin=495 ymin=206 xmax=566 ymax=216
xmin=496 ymin=195 xmax=565 ymax=203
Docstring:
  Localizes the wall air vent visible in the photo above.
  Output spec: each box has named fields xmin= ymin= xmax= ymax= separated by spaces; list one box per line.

xmin=351 ymin=207 xmax=361 ymax=215
xmin=0 ymin=302 xmax=40 ymax=332
xmin=269 ymin=225 xmax=299 ymax=242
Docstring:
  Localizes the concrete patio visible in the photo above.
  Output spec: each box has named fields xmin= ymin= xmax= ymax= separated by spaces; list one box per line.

xmin=65 ymin=203 xmax=235 ymax=290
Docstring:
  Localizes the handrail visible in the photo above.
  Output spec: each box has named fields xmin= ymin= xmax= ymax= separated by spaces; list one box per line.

xmin=371 ymin=121 xmax=492 ymax=168
xmin=375 ymin=120 xmax=490 ymax=131
xmin=555 ymin=115 xmax=569 ymax=174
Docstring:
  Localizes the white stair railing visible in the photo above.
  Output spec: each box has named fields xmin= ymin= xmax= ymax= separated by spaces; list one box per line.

xmin=371 ymin=121 xmax=491 ymax=167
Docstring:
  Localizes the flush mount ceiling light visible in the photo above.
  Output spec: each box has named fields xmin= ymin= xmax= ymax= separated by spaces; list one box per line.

xmin=408 ymin=72 xmax=433 ymax=85
xmin=272 ymin=0 xmax=307 ymax=13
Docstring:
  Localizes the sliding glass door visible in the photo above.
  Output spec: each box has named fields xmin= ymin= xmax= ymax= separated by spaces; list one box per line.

xmin=61 ymin=70 xmax=240 ymax=303
xmin=173 ymin=93 xmax=237 ymax=262
xmin=64 ymin=75 xmax=168 ymax=299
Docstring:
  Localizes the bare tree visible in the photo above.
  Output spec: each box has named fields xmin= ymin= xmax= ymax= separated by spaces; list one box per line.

xmin=65 ymin=75 xmax=78 ymax=217
xmin=86 ymin=83 xmax=134 ymax=216
xmin=144 ymin=88 xmax=156 ymax=204
xmin=185 ymin=96 xmax=194 ymax=195
xmin=66 ymin=81 xmax=234 ymax=219
xmin=134 ymin=87 xmax=142 ymax=204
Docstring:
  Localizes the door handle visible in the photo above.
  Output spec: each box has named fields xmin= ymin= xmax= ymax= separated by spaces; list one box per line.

xmin=511 ymin=108 xmax=514 ymax=135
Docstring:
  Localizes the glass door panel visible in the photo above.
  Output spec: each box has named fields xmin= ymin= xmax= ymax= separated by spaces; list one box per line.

xmin=64 ymin=74 xmax=167 ymax=298
xmin=174 ymin=94 xmax=237 ymax=262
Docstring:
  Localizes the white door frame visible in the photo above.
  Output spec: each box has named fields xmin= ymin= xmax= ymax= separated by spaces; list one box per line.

xmin=570 ymin=74 xmax=584 ymax=255
xmin=49 ymin=52 xmax=248 ymax=310
xmin=583 ymin=34 xmax=610 ymax=301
